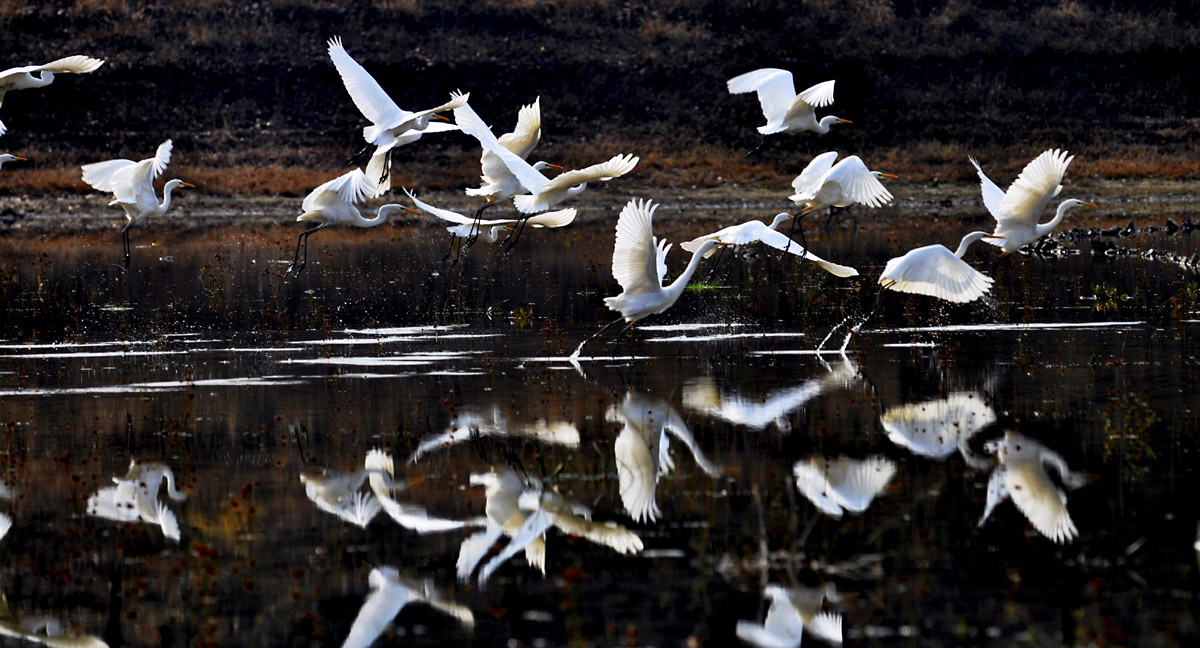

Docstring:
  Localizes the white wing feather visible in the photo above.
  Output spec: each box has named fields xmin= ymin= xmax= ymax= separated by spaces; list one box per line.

xmin=327 ymin=37 xmax=404 ymax=129
xmin=790 ymin=151 xmax=840 ymax=200
xmin=880 ymin=245 xmax=994 ymax=303
xmin=825 ymin=156 xmax=893 ymax=207
xmin=997 ymin=149 xmax=1074 ymax=227
xmin=969 ymin=156 xmax=1006 ymax=218
xmin=610 ymin=198 xmax=663 ymax=294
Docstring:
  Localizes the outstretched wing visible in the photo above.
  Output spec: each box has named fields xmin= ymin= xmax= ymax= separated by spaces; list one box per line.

xmin=835 ymin=456 xmax=897 ymax=513
xmin=727 ymin=68 xmax=796 ymax=125
xmin=538 ymin=153 xmax=639 ymax=195
xmin=106 ymin=140 xmax=173 ymax=204
xmin=736 ymin=222 xmax=860 ymax=277
xmin=825 ymin=156 xmax=893 ymax=208
xmin=81 ymin=158 xmax=137 ymax=193
xmin=997 ymin=149 xmax=1074 ymax=226
xmin=302 ymin=168 xmax=376 ymax=212
xmin=880 ymin=245 xmax=994 ymax=303
xmin=455 ymin=97 xmax=549 ymax=194
xmin=796 ymin=79 xmax=836 ymax=108
xmin=789 ymin=151 xmax=840 ymax=200
xmin=496 ymin=96 xmax=541 ymax=159
xmin=610 ymin=198 xmax=664 ymax=294
xmin=404 ymin=188 xmax=471 ymax=224
xmin=523 ymin=208 xmax=576 ymax=229
xmin=327 ymin=36 xmax=404 ymax=128
xmin=969 ymin=156 xmax=1006 ymax=219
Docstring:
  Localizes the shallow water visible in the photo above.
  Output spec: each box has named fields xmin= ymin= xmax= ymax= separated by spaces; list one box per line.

xmin=0 ymin=213 xmax=1198 ymax=646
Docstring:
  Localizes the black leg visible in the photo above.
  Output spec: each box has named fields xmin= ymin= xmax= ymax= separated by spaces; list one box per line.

xmin=745 ymin=137 xmax=766 ymax=157
xmin=466 ymin=202 xmax=493 ymax=247
xmin=610 ymin=321 xmax=638 ymax=357
xmin=571 ymin=315 xmax=625 ymax=359
xmin=288 ymin=224 xmax=327 ymax=275
xmin=503 ymin=216 xmax=531 ymax=251
xmin=705 ymin=245 xmax=727 ymax=283
xmin=121 ymin=224 xmax=132 ymax=269
xmin=442 ymin=233 xmax=459 ymax=261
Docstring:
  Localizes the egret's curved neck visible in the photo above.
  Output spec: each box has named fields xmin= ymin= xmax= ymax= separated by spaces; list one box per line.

xmin=355 ymin=207 xmax=390 ymax=228
xmin=1035 ymin=201 xmax=1074 ymax=239
xmin=28 ymin=71 xmax=55 ymax=88
xmin=159 ymin=181 xmax=182 ymax=213
xmin=163 ymin=469 xmax=186 ymax=500
xmin=665 ymin=240 xmax=721 ymax=301
xmin=953 ymin=232 xmax=989 ymax=258
xmin=816 ymin=115 xmax=838 ymax=134
xmin=566 ymin=184 xmax=588 ymax=200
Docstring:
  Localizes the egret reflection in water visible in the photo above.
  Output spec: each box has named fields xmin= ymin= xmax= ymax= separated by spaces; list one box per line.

xmin=736 ymin=582 xmax=844 ymax=648
xmin=407 ymin=405 xmax=580 ymax=463
xmin=300 ymin=465 xmax=385 ymax=528
xmin=86 ymin=460 xmax=188 ymax=542
xmin=979 ymin=430 xmax=1087 ymax=544
xmin=793 ymin=456 xmax=897 ymax=518
xmin=364 ymin=449 xmax=485 ymax=534
xmin=684 ymin=358 xmax=859 ymax=432
xmin=608 ymin=391 xmax=722 ymax=523
xmin=880 ymin=391 xmax=995 ymax=468
xmin=341 ymin=567 xmax=474 ymax=648
xmin=458 ymin=466 xmax=643 ymax=585
xmin=0 ymin=591 xmax=108 ymax=648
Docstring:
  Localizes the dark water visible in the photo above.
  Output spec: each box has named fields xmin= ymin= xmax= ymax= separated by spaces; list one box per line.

xmin=0 ymin=215 xmax=1198 ymax=647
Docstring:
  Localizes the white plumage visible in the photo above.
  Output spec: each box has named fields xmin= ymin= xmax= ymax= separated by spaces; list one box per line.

xmin=970 ymin=149 xmax=1096 ymax=253
xmin=789 ymin=152 xmax=896 ymax=214
xmin=979 ymin=431 xmax=1086 ymax=544
xmin=0 ymin=54 xmax=104 ymax=136
xmin=727 ymin=69 xmax=847 ymax=135
xmin=878 ymin=231 xmax=997 ymax=303
xmin=680 ymin=212 xmax=859 ymax=277
xmin=793 ymin=455 xmax=896 ymax=518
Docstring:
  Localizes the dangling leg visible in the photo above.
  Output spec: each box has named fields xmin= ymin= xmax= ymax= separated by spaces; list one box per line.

xmin=465 ymin=202 xmax=494 ymax=248
xmin=502 ymin=215 xmax=532 ymax=251
xmin=780 ymin=208 xmax=812 ymax=258
xmin=442 ymin=233 xmax=460 ymax=262
xmin=705 ymin=244 xmax=727 ymax=283
xmin=570 ymin=315 xmax=625 ymax=359
xmin=745 ymin=137 xmax=767 ymax=157
xmin=288 ymin=223 xmax=327 ymax=275
xmin=610 ymin=320 xmax=639 ymax=357
xmin=121 ymin=223 xmax=133 ymax=269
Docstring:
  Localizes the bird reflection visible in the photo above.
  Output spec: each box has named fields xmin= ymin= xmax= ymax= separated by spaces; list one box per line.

xmin=458 ymin=467 xmax=643 ymax=584
xmin=0 ymin=482 xmax=15 ymax=541
xmin=341 ymin=567 xmax=473 ymax=648
xmin=880 ymin=392 xmax=995 ymax=468
xmin=408 ymin=406 xmax=580 ymax=463
xmin=300 ymin=465 xmax=384 ymax=528
xmin=683 ymin=358 xmax=859 ymax=432
xmin=978 ymin=431 xmax=1086 ymax=544
xmin=364 ymin=449 xmax=485 ymax=534
xmin=87 ymin=460 xmax=188 ymax=542
xmin=737 ymin=582 xmax=843 ymax=648
xmin=608 ymin=392 xmax=722 ymax=523
xmin=793 ymin=456 xmax=896 ymax=518
xmin=0 ymin=592 xmax=108 ymax=648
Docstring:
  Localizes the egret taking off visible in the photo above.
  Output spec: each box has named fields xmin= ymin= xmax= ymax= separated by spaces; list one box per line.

xmin=81 ymin=139 xmax=193 ymax=268
xmin=327 ymin=37 xmax=467 ymax=196
xmin=789 ymin=151 xmax=897 ymax=224
xmin=680 ymin=212 xmax=859 ymax=278
xmin=571 ymin=199 xmax=731 ymax=359
xmin=0 ymin=153 xmax=25 ymax=169
xmin=970 ymin=149 xmax=1096 ymax=253
xmin=879 ymin=231 xmax=999 ymax=303
xmin=0 ymin=55 xmax=104 ymax=136
xmin=726 ymin=69 xmax=848 ymax=152
xmin=287 ymin=168 xmax=382 ymax=274
xmin=466 ymin=97 xmax=545 ymax=213
xmin=401 ymin=188 xmax=575 ymax=256
xmin=454 ymin=96 xmax=639 ymax=214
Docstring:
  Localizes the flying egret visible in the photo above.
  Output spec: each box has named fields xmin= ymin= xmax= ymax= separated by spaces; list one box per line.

xmin=0 ymin=54 xmax=104 ymax=136
xmin=399 ymin=188 xmax=575 ymax=257
xmin=81 ymin=140 xmax=192 ymax=269
xmin=571 ymin=199 xmax=731 ymax=359
xmin=341 ymin=567 xmax=474 ymax=648
xmin=465 ymin=97 xmax=546 ymax=215
xmin=970 ymin=149 xmax=1096 ymax=253
xmin=878 ymin=231 xmax=998 ymax=303
xmin=327 ymin=36 xmax=467 ymax=196
xmin=793 ymin=455 xmax=897 ymax=518
xmin=287 ymin=168 xmax=382 ymax=274
xmin=789 ymin=151 xmax=897 ymax=229
xmin=737 ymin=584 xmax=843 ymax=648
xmin=456 ymin=467 xmax=547 ymax=581
xmin=454 ymin=96 xmax=639 ymax=214
xmin=979 ymin=431 xmax=1086 ymax=544
xmin=680 ymin=212 xmax=859 ymax=278
xmin=300 ymin=465 xmax=386 ymax=528
xmin=0 ymin=154 xmax=25 ymax=169
xmin=727 ymin=70 xmax=847 ymax=140
xmin=607 ymin=392 xmax=722 ymax=523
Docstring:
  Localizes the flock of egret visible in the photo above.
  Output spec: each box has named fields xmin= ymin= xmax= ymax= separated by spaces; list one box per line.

xmin=2 ymin=46 xmax=1097 ymax=353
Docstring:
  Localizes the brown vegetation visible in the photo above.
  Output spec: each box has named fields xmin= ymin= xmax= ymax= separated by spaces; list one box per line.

xmin=0 ymin=1 xmax=1198 ymax=196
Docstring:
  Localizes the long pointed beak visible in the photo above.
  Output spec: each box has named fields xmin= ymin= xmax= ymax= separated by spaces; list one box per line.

xmin=1082 ymin=202 xmax=1098 ymax=207
xmin=433 ymin=114 xmax=451 ymax=122
xmin=181 ymin=182 xmax=195 ymax=188
xmin=404 ymin=207 xmax=422 ymax=214
xmin=880 ymin=173 xmax=899 ymax=179
xmin=838 ymin=119 xmax=853 ymax=124
xmin=13 ymin=156 xmax=26 ymax=161
xmin=985 ymin=234 xmax=1004 ymax=238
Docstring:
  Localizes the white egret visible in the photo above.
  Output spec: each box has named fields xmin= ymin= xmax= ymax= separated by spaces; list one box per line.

xmin=81 ymin=140 xmax=193 ymax=268
xmin=979 ymin=431 xmax=1086 ymax=544
xmin=0 ymin=55 xmax=104 ymax=136
xmin=341 ymin=567 xmax=474 ymax=648
xmin=737 ymin=584 xmax=843 ymax=648
xmin=571 ymin=198 xmax=731 ymax=359
xmin=287 ymin=168 xmax=381 ymax=274
xmin=466 ymin=96 xmax=544 ymax=211
xmin=970 ymin=149 xmax=1096 ymax=253
xmin=680 ymin=212 xmax=859 ymax=278
xmin=454 ymin=97 xmax=638 ymax=214
xmin=457 ymin=468 xmax=546 ymax=581
xmin=789 ymin=151 xmax=897 ymax=225
xmin=0 ymin=154 xmax=25 ymax=169
xmin=878 ymin=231 xmax=998 ymax=303
xmin=608 ymin=392 xmax=721 ymax=523
xmin=327 ymin=36 xmax=467 ymax=196
xmin=881 ymin=392 xmax=995 ymax=468
xmin=399 ymin=188 xmax=575 ymax=255
xmin=726 ymin=70 xmax=848 ymax=138
xmin=793 ymin=455 xmax=896 ymax=518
